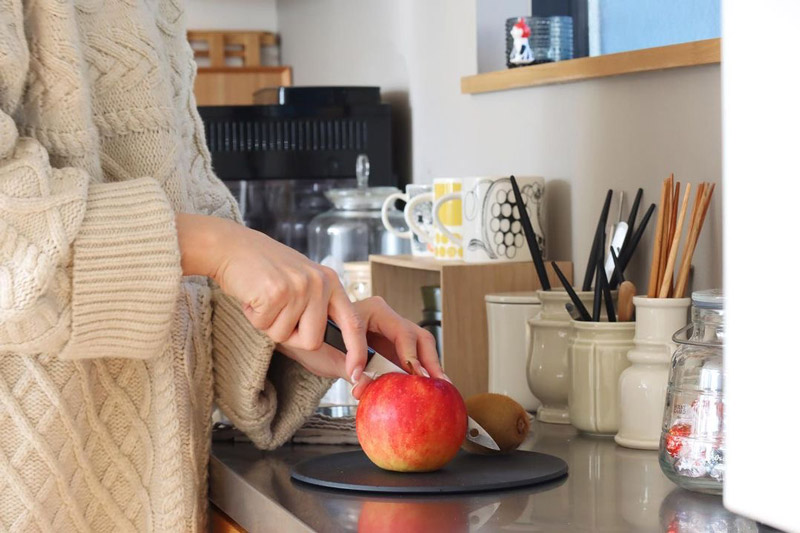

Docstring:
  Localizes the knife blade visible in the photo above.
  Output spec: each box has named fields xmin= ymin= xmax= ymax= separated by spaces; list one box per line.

xmin=323 ymin=320 xmax=500 ymax=451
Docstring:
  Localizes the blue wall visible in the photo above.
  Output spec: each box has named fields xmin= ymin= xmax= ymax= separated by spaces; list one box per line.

xmin=600 ymin=1 xmax=720 ymax=54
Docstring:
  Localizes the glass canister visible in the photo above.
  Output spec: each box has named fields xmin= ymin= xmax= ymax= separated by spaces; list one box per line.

xmin=307 ymin=155 xmax=411 ymax=265
xmin=659 ymin=289 xmax=725 ymax=494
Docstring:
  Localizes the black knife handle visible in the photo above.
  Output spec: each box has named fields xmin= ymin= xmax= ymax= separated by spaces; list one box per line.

xmin=324 ymin=319 xmax=376 ymax=362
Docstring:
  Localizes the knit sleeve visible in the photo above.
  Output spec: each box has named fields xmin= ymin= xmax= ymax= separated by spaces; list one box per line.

xmin=0 ymin=6 xmax=182 ymax=359
xmin=211 ymin=287 xmax=333 ymax=449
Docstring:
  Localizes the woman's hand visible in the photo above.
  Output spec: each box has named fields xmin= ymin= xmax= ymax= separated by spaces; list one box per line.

xmin=278 ymin=296 xmax=446 ymax=398
xmin=177 ymin=213 xmax=369 ymax=382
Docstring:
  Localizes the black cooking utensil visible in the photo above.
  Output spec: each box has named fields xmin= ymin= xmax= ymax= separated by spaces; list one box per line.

xmin=582 ymin=190 xmax=613 ymax=291
xmin=620 ymin=188 xmax=643 ymax=256
xmin=618 ymin=202 xmax=656 ymax=272
xmin=609 ymin=246 xmax=625 ymax=288
xmin=510 ymin=175 xmax=550 ymax=291
xmin=598 ymin=254 xmax=616 ymax=322
xmin=565 ymin=303 xmax=582 ymax=321
xmin=551 ymin=261 xmax=591 ymax=321
xmin=592 ymin=231 xmax=606 ymax=321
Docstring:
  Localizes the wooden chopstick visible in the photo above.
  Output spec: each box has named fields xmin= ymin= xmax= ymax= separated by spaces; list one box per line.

xmin=668 ymin=180 xmax=680 ymax=249
xmin=666 ymin=179 xmax=680 ymax=297
xmin=658 ymin=184 xmax=692 ymax=298
xmin=673 ymin=183 xmax=706 ymax=296
xmin=647 ymin=178 xmax=669 ymax=297
xmin=657 ymin=176 xmax=673 ymax=292
xmin=674 ymin=183 xmax=715 ymax=297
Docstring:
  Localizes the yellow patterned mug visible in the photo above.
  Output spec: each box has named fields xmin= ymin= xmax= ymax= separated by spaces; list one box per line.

xmin=406 ymin=178 xmax=464 ymax=260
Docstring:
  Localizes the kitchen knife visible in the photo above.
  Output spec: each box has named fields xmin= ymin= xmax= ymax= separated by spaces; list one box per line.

xmin=323 ymin=320 xmax=501 ymax=451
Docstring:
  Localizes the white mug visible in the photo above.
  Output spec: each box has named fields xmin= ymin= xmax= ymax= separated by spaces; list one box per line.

xmin=423 ymin=176 xmax=545 ymax=263
xmin=406 ymin=178 xmax=464 ymax=260
xmin=381 ymin=184 xmax=434 ymax=257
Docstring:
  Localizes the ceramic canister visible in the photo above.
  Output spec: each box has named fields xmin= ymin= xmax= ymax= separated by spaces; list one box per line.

xmin=615 ymin=297 xmax=691 ymax=450
xmin=568 ymin=320 xmax=634 ymax=435
xmin=486 ymin=291 xmax=542 ymax=412
xmin=526 ymin=289 xmax=596 ymax=424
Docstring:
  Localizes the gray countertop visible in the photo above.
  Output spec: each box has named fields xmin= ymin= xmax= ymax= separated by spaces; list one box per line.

xmin=209 ymin=421 xmax=781 ymax=532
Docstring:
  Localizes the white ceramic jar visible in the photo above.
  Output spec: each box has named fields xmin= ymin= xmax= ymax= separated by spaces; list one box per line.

xmin=486 ymin=292 xmax=542 ymax=412
xmin=526 ymin=289 xmax=596 ymax=424
xmin=615 ymin=297 xmax=690 ymax=450
xmin=568 ymin=320 xmax=634 ymax=435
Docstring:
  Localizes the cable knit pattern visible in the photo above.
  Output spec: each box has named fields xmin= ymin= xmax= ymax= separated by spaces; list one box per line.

xmin=0 ymin=0 xmax=331 ymax=531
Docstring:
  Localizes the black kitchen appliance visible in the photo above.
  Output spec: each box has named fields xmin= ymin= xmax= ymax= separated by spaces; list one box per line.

xmin=198 ymin=86 xmax=396 ymax=255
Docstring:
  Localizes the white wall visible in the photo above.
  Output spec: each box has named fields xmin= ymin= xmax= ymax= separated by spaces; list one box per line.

xmin=476 ymin=0 xmax=529 ymax=73
xmin=184 ymin=0 xmax=278 ymax=31
xmin=277 ymin=0 xmax=722 ymax=291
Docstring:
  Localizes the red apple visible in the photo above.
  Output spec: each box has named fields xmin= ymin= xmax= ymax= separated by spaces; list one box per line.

xmin=356 ymin=373 xmax=467 ymax=472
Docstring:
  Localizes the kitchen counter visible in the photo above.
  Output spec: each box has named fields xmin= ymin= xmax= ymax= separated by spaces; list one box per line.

xmin=209 ymin=421 xmax=782 ymax=532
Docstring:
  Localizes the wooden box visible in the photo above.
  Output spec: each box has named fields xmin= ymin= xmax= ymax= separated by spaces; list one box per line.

xmin=369 ymin=255 xmax=573 ymax=399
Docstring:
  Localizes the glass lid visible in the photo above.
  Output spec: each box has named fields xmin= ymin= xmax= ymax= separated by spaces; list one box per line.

xmin=324 ymin=154 xmax=399 ymax=210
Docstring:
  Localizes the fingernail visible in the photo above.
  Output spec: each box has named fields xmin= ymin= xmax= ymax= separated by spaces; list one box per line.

xmin=412 ymin=360 xmax=429 ymax=378
xmin=350 ymin=368 xmax=362 ymax=384
xmin=443 ymin=373 xmax=453 ymax=383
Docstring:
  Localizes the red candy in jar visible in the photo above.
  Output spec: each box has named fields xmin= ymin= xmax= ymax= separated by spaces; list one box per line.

xmin=666 ymin=423 xmax=692 ymax=457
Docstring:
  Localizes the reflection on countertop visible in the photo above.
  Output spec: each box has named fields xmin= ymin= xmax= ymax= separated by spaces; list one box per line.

xmin=209 ymin=421 xmax=782 ymax=533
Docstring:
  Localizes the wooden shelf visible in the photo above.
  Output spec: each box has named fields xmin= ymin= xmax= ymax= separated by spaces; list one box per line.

xmin=461 ymin=38 xmax=720 ymax=95
xmin=369 ymin=255 xmax=573 ymax=399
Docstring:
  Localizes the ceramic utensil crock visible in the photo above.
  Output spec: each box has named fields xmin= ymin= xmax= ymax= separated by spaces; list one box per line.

xmin=526 ymin=289 xmax=595 ymax=424
xmin=615 ymin=296 xmax=690 ymax=450
xmin=568 ymin=320 xmax=634 ymax=435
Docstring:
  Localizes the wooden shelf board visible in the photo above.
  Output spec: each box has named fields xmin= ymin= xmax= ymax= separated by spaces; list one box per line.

xmin=461 ymin=38 xmax=720 ymax=95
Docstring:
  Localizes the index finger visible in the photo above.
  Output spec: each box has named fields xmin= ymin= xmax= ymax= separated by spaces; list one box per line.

xmin=328 ymin=284 xmax=368 ymax=384
xmin=361 ymin=298 xmax=446 ymax=380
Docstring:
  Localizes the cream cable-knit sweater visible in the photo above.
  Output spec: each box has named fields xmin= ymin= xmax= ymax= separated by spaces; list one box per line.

xmin=0 ymin=1 xmax=331 ymax=531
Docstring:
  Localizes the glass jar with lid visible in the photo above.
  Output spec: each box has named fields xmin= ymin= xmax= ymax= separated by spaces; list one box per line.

xmin=307 ymin=154 xmax=410 ymax=266
xmin=659 ymin=289 xmax=725 ymax=494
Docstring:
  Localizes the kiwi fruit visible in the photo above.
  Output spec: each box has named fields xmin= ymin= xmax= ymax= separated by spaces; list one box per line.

xmin=462 ymin=393 xmax=530 ymax=455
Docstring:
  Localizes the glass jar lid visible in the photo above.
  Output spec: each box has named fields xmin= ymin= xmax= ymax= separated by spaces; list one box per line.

xmin=692 ymin=289 xmax=724 ymax=310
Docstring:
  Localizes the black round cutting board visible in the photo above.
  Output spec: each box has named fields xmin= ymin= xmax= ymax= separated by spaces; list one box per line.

xmin=290 ymin=450 xmax=567 ymax=494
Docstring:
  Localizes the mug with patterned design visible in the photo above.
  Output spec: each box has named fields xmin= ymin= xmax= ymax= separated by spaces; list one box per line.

xmin=405 ymin=178 xmax=464 ymax=260
xmin=414 ymin=176 xmax=545 ymax=263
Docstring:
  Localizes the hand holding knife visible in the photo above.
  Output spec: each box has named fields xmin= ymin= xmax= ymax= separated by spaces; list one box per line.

xmin=324 ymin=320 xmax=500 ymax=451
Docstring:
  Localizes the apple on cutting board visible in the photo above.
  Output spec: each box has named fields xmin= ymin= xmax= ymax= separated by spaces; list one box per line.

xmin=355 ymin=373 xmax=466 ymax=472
xmin=355 ymin=373 xmax=530 ymax=472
